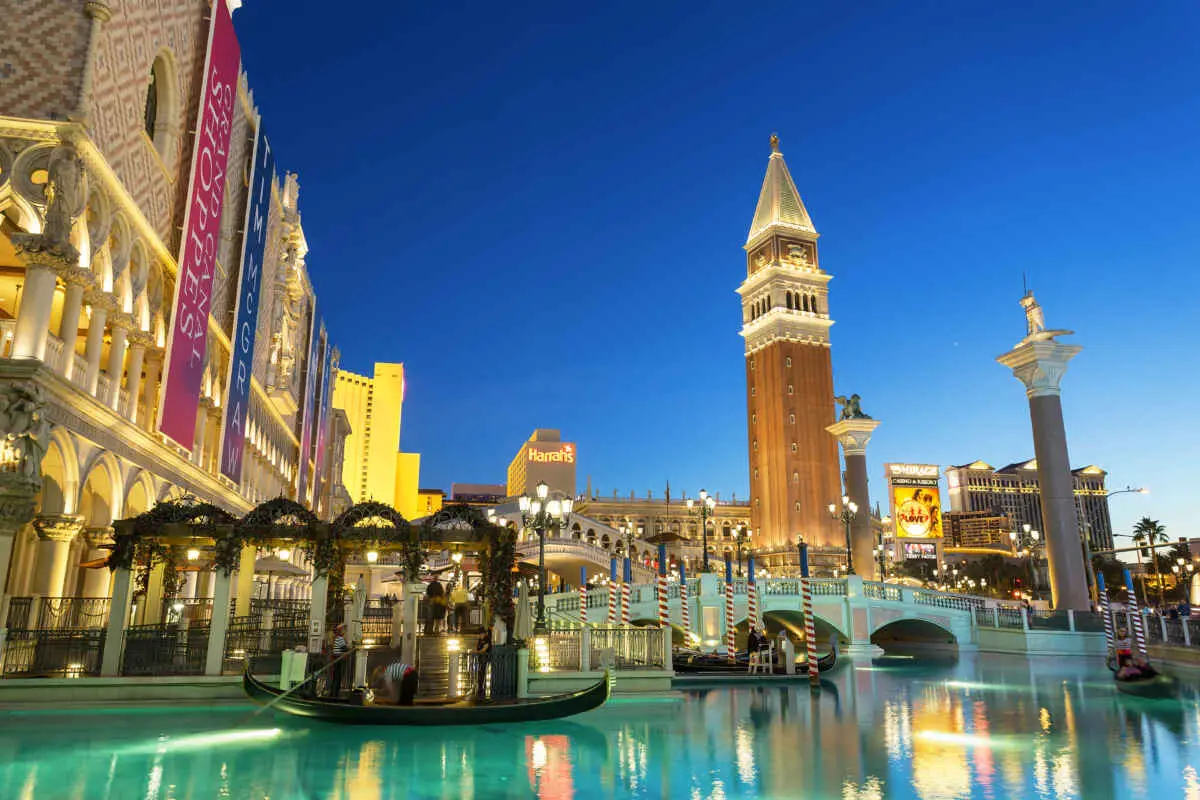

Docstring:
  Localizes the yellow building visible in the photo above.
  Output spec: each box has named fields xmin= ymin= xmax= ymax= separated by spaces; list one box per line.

xmin=417 ymin=489 xmax=446 ymax=517
xmin=333 ymin=362 xmax=421 ymax=513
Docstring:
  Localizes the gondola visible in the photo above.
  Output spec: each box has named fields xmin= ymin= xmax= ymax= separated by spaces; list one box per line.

xmin=243 ymin=670 xmax=610 ymax=725
xmin=1114 ymin=672 xmax=1179 ymax=700
xmin=672 ymin=650 xmax=837 ymax=675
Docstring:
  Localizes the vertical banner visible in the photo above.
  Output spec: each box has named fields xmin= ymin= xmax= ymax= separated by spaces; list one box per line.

xmin=305 ymin=324 xmax=328 ymax=508
xmin=295 ymin=301 xmax=319 ymax=504
xmin=219 ymin=120 xmax=274 ymax=482
xmin=157 ymin=0 xmax=241 ymax=448
xmin=312 ymin=345 xmax=337 ymax=515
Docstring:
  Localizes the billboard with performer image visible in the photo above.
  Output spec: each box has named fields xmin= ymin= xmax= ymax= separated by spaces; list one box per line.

xmin=892 ymin=486 xmax=943 ymax=539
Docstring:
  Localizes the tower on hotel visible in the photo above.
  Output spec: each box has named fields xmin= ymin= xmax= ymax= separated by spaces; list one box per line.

xmin=333 ymin=362 xmax=423 ymax=518
xmin=739 ymin=135 xmax=842 ymax=552
xmin=506 ymin=429 xmax=577 ymax=499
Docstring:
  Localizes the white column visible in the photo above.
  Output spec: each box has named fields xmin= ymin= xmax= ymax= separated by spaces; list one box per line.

xmin=192 ymin=402 xmax=210 ymax=466
xmin=11 ymin=263 xmax=59 ymax=361
xmin=124 ymin=342 xmax=146 ymax=423
xmin=205 ymin=571 xmax=234 ymax=676
xmin=101 ymin=566 xmax=134 ymax=676
xmin=309 ymin=574 xmax=329 ymax=652
xmin=105 ymin=315 xmax=130 ymax=411
xmin=81 ymin=528 xmax=113 ymax=598
xmin=140 ymin=352 xmax=162 ymax=431
xmin=31 ymin=515 xmax=84 ymax=597
xmin=57 ymin=275 xmax=89 ymax=379
xmin=82 ymin=295 xmax=115 ymax=395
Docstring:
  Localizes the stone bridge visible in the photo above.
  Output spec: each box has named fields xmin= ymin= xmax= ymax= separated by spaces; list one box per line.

xmin=543 ymin=573 xmax=982 ymax=653
xmin=516 ymin=540 xmax=657 ymax=584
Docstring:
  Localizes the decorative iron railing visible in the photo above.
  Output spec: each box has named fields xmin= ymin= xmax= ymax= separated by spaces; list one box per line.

xmin=121 ymin=623 xmax=208 ymax=676
xmin=5 ymin=597 xmax=32 ymax=630
xmin=2 ymin=628 xmax=106 ymax=678
xmin=529 ymin=630 xmax=582 ymax=672
xmin=588 ymin=626 xmax=665 ymax=670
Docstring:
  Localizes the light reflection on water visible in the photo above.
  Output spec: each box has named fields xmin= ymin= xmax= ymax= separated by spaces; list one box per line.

xmin=0 ymin=654 xmax=1197 ymax=799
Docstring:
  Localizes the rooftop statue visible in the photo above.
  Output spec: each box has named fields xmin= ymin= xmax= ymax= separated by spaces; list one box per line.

xmin=1018 ymin=290 xmax=1073 ymax=345
xmin=835 ymin=393 xmax=870 ymax=421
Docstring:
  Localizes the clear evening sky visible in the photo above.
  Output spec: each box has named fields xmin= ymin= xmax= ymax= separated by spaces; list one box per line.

xmin=235 ymin=2 xmax=1199 ymax=544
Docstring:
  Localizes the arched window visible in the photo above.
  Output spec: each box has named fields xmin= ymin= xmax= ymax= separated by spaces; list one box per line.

xmin=810 ymin=295 xmax=818 ymax=314
xmin=144 ymin=51 xmax=179 ymax=167
xmin=802 ymin=295 xmax=810 ymax=312
xmin=786 ymin=293 xmax=794 ymax=309
xmin=787 ymin=384 xmax=794 ymax=395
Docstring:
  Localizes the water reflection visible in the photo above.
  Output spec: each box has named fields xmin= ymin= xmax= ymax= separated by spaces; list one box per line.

xmin=0 ymin=655 xmax=1197 ymax=799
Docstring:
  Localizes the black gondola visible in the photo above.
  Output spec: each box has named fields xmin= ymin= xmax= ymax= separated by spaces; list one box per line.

xmin=672 ymin=650 xmax=837 ymax=675
xmin=1114 ymin=672 xmax=1179 ymax=700
xmin=243 ymin=671 xmax=610 ymax=725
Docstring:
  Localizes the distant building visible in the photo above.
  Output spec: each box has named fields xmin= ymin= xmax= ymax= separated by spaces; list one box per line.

xmin=506 ymin=429 xmax=577 ymax=498
xmin=945 ymin=460 xmax=1113 ymax=550
xmin=333 ymin=362 xmax=423 ymax=516
xmin=450 ymin=483 xmax=508 ymax=506
xmin=417 ymin=489 xmax=446 ymax=517
xmin=943 ymin=510 xmax=1016 ymax=550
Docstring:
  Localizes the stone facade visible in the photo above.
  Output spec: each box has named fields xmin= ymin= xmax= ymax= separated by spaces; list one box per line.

xmin=0 ymin=0 xmax=351 ymax=605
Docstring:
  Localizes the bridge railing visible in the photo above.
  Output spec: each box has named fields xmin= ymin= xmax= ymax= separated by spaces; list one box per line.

xmin=862 ymin=581 xmax=903 ymax=602
xmin=911 ymin=588 xmax=987 ymax=612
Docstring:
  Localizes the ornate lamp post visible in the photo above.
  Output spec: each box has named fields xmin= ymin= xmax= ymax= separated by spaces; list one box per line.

xmin=828 ymin=496 xmax=858 ymax=576
xmin=686 ymin=489 xmax=717 ymax=572
xmin=518 ymin=481 xmax=573 ymax=633
xmin=1010 ymin=524 xmax=1041 ymax=598
xmin=619 ymin=521 xmax=643 ymax=564
xmin=732 ymin=525 xmax=752 ymax=577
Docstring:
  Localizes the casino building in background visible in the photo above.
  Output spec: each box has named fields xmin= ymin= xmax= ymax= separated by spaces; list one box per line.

xmin=0 ymin=0 xmax=350 ymax=604
xmin=506 ymin=429 xmax=577 ymax=499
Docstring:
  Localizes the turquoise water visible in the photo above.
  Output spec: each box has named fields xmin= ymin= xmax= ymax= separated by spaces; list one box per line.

xmin=1 ymin=655 xmax=1198 ymax=799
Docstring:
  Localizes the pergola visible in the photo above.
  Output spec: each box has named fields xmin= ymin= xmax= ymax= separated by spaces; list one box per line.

xmin=99 ymin=497 xmax=518 ymax=677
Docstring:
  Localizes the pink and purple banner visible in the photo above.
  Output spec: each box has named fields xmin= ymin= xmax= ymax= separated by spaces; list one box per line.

xmin=157 ymin=1 xmax=241 ymax=449
xmin=295 ymin=302 xmax=320 ymax=506
xmin=219 ymin=120 xmax=273 ymax=482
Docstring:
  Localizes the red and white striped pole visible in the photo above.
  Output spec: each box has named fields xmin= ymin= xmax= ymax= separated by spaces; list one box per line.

xmin=621 ymin=557 xmax=632 ymax=627
xmin=724 ymin=557 xmax=736 ymax=660
xmin=657 ymin=544 xmax=669 ymax=628
xmin=1123 ymin=567 xmax=1149 ymax=660
xmin=803 ymin=577 xmax=818 ymax=686
xmin=579 ymin=566 xmax=588 ymax=625
xmin=679 ymin=561 xmax=691 ymax=641
xmin=747 ymin=554 xmax=759 ymax=632
xmin=608 ymin=557 xmax=618 ymax=625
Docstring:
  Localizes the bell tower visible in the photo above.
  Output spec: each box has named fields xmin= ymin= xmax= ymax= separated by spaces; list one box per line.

xmin=739 ymin=135 xmax=842 ymax=557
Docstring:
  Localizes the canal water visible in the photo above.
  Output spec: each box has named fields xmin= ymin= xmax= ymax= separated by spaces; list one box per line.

xmin=0 ymin=654 xmax=1196 ymax=799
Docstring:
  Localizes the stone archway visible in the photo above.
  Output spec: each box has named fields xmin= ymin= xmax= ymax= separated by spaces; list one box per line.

xmin=871 ymin=617 xmax=958 ymax=654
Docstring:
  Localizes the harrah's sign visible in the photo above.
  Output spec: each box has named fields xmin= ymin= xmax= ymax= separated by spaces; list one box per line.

xmin=528 ymin=444 xmax=575 ymax=464
xmin=157 ymin=2 xmax=240 ymax=448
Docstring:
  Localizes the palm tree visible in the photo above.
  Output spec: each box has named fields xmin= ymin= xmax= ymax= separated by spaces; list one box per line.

xmin=1132 ymin=517 xmax=1169 ymax=606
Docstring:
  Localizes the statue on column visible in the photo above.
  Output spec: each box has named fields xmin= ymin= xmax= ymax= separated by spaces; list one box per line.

xmin=835 ymin=393 xmax=870 ymax=421
xmin=1017 ymin=290 xmax=1074 ymax=344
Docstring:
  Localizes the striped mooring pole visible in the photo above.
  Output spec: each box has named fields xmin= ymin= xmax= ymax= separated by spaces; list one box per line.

xmin=679 ymin=561 xmax=691 ymax=640
xmin=800 ymin=542 xmax=819 ymax=687
xmin=579 ymin=566 xmax=588 ymax=625
xmin=1123 ymin=568 xmax=1149 ymax=660
xmin=621 ymin=558 xmax=632 ymax=627
xmin=747 ymin=554 xmax=760 ymax=631
xmin=657 ymin=544 xmax=669 ymax=627
xmin=1096 ymin=572 xmax=1113 ymax=657
xmin=608 ymin=557 xmax=618 ymax=625
xmin=724 ymin=556 xmax=736 ymax=659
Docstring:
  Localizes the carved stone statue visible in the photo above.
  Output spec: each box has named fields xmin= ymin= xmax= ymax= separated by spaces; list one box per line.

xmin=0 ymin=381 xmax=50 ymax=482
xmin=786 ymin=243 xmax=811 ymax=265
xmin=835 ymin=393 xmax=870 ymax=421
xmin=1017 ymin=290 xmax=1073 ymax=344
xmin=13 ymin=142 xmax=86 ymax=264
xmin=40 ymin=143 xmax=86 ymax=251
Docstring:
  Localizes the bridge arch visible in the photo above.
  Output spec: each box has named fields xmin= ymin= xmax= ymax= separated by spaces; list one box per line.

xmin=871 ymin=617 xmax=958 ymax=653
xmin=747 ymin=610 xmax=848 ymax=653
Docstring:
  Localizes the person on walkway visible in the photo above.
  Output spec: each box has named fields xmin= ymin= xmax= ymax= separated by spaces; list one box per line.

xmin=451 ymin=581 xmax=470 ymax=633
xmin=425 ymin=578 xmax=446 ymax=635
xmin=329 ymin=623 xmax=349 ymax=697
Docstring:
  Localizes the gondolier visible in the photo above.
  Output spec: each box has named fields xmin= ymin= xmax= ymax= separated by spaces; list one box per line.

xmin=328 ymin=623 xmax=350 ymax=697
xmin=372 ymin=661 xmax=419 ymax=706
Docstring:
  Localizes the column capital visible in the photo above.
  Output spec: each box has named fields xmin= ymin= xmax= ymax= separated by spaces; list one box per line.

xmin=84 ymin=1 xmax=113 ymax=22
xmin=83 ymin=525 xmax=114 ymax=547
xmin=12 ymin=237 xmax=80 ymax=274
xmin=108 ymin=311 xmax=135 ymax=332
xmin=128 ymin=330 xmax=155 ymax=349
xmin=826 ymin=418 xmax=881 ymax=456
xmin=0 ymin=474 xmax=40 ymax=535
xmin=62 ymin=265 xmax=98 ymax=290
xmin=33 ymin=513 xmax=85 ymax=543
xmin=997 ymin=339 xmax=1083 ymax=399
xmin=85 ymin=290 xmax=118 ymax=314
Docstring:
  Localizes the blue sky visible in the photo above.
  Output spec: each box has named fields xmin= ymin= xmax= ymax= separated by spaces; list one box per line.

xmin=234 ymin=1 xmax=1199 ymax=543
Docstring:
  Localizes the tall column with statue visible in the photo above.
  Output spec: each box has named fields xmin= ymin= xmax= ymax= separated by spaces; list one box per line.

xmin=827 ymin=395 xmax=881 ymax=580
xmin=997 ymin=291 xmax=1090 ymax=610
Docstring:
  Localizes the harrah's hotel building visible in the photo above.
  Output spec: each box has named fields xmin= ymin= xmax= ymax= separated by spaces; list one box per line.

xmin=506 ymin=429 xmax=577 ymax=499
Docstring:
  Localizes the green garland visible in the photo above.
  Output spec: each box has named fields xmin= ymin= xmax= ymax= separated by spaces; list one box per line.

xmin=483 ymin=524 xmax=516 ymax=629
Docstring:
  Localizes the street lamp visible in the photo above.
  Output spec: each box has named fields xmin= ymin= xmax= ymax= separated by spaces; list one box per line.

xmin=686 ymin=489 xmax=718 ymax=572
xmin=619 ymin=521 xmax=644 ymax=563
xmin=732 ymin=525 xmax=752 ymax=577
xmin=828 ymin=496 xmax=858 ymax=576
xmin=519 ymin=481 xmax=574 ymax=632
